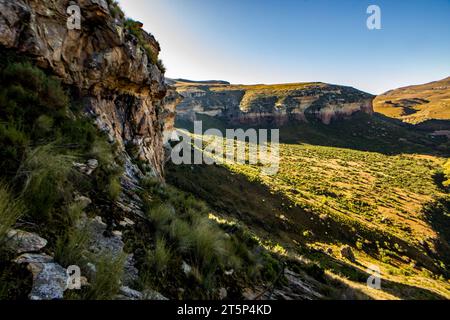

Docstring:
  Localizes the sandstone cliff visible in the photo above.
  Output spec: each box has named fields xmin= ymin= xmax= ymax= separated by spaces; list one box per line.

xmin=173 ymin=80 xmax=374 ymax=126
xmin=0 ymin=0 xmax=173 ymax=178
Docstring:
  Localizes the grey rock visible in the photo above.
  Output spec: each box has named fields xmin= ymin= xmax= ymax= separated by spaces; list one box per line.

xmin=182 ymin=261 xmax=192 ymax=275
xmin=15 ymin=253 xmax=68 ymax=300
xmin=7 ymin=230 xmax=48 ymax=253
xmin=123 ymin=255 xmax=139 ymax=287
xmin=82 ymin=216 xmax=138 ymax=286
xmin=74 ymin=195 xmax=92 ymax=210
xmin=219 ymin=288 xmax=228 ymax=300
xmin=142 ymin=289 xmax=169 ymax=300
xmin=14 ymin=253 xmax=53 ymax=265
xmin=119 ymin=217 xmax=135 ymax=227
xmin=116 ymin=286 xmax=143 ymax=300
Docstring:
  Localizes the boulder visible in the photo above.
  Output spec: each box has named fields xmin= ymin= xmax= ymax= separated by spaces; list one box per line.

xmin=74 ymin=195 xmax=92 ymax=209
xmin=116 ymin=286 xmax=143 ymax=300
xmin=6 ymin=229 xmax=48 ymax=254
xmin=219 ymin=288 xmax=228 ymax=300
xmin=14 ymin=253 xmax=68 ymax=300
xmin=142 ymin=289 xmax=169 ymax=300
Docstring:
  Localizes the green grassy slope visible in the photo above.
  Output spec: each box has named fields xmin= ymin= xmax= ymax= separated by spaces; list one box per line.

xmin=168 ymin=113 xmax=450 ymax=299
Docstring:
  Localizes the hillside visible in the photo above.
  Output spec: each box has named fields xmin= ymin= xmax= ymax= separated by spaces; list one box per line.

xmin=174 ymin=79 xmax=374 ymax=125
xmin=0 ymin=0 xmax=294 ymax=301
xmin=1 ymin=0 xmax=449 ymax=303
xmin=169 ymin=113 xmax=450 ymax=299
xmin=374 ymin=77 xmax=450 ymax=126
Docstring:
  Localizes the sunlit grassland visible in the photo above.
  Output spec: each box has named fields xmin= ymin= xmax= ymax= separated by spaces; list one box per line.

xmin=168 ymin=118 xmax=450 ymax=299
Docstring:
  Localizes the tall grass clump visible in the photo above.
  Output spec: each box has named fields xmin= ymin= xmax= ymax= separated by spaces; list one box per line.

xmin=188 ymin=215 xmax=228 ymax=270
xmin=139 ymin=177 xmax=265 ymax=297
xmin=147 ymin=237 xmax=172 ymax=274
xmin=55 ymin=203 xmax=90 ymax=267
xmin=147 ymin=204 xmax=176 ymax=231
xmin=0 ymin=183 xmax=24 ymax=246
xmin=16 ymin=145 xmax=74 ymax=221
xmin=83 ymin=253 xmax=126 ymax=300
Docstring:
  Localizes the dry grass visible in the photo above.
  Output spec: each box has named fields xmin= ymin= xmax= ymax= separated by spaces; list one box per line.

xmin=374 ymin=76 xmax=450 ymax=124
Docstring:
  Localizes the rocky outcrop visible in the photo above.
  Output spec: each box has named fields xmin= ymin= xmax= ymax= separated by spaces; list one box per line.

xmin=6 ymin=230 xmax=48 ymax=254
xmin=15 ymin=253 xmax=68 ymax=300
xmin=9 ymin=231 xmax=69 ymax=300
xmin=174 ymin=80 xmax=374 ymax=126
xmin=0 ymin=0 xmax=171 ymax=178
xmin=162 ymin=84 xmax=183 ymax=145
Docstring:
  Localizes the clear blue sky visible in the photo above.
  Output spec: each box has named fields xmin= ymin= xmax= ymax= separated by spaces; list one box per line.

xmin=117 ymin=0 xmax=450 ymax=94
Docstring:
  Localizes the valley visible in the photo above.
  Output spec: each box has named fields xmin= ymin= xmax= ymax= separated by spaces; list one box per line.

xmin=0 ymin=0 xmax=449 ymax=302
xmin=168 ymin=112 xmax=450 ymax=299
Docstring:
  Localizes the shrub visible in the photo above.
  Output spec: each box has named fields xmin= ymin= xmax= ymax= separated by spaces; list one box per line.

xmin=83 ymin=253 xmax=125 ymax=300
xmin=59 ymin=118 xmax=98 ymax=151
xmin=54 ymin=223 xmax=90 ymax=268
xmin=157 ymin=59 xmax=166 ymax=74
xmin=89 ymin=138 xmax=115 ymax=166
xmin=147 ymin=204 xmax=176 ymax=230
xmin=16 ymin=145 xmax=74 ymax=221
xmin=106 ymin=0 xmax=125 ymax=20
xmin=0 ymin=183 xmax=24 ymax=246
xmin=107 ymin=175 xmax=122 ymax=201
xmin=0 ymin=123 xmax=28 ymax=175
xmin=188 ymin=215 xmax=228 ymax=270
xmin=148 ymin=237 xmax=172 ymax=274
xmin=0 ymin=62 xmax=68 ymax=122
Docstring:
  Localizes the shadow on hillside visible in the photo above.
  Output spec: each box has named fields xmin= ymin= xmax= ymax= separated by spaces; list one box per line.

xmin=415 ymin=119 xmax=450 ymax=132
xmin=423 ymin=196 xmax=450 ymax=273
xmin=310 ymin=250 xmax=448 ymax=300
xmin=167 ymin=161 xmax=444 ymax=280
xmin=176 ymin=113 xmax=448 ymax=157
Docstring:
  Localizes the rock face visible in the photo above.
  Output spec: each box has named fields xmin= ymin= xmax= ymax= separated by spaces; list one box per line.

xmin=174 ymin=80 xmax=374 ymax=126
xmin=0 ymin=0 xmax=172 ymax=178
xmin=83 ymin=216 xmax=139 ymax=287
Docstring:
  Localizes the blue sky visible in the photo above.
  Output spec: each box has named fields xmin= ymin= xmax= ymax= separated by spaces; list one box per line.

xmin=117 ymin=0 xmax=450 ymax=94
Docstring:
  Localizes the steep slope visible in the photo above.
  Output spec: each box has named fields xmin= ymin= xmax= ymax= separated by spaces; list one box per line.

xmin=174 ymin=79 xmax=374 ymax=125
xmin=374 ymin=77 xmax=450 ymax=126
xmin=0 ymin=0 xmax=337 ymax=301
xmin=0 ymin=0 xmax=170 ymax=178
xmin=168 ymin=113 xmax=450 ymax=299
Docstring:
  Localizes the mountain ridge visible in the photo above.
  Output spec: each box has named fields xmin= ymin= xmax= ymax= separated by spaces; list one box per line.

xmin=173 ymin=79 xmax=374 ymax=126
xmin=374 ymin=76 xmax=450 ymax=125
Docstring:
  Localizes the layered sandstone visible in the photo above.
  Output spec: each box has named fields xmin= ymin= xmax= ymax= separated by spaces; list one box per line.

xmin=173 ymin=80 xmax=374 ymax=126
xmin=0 ymin=0 xmax=173 ymax=178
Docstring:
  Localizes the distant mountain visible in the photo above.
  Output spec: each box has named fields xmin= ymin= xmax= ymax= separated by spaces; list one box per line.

xmin=166 ymin=78 xmax=230 ymax=85
xmin=173 ymin=79 xmax=374 ymax=125
xmin=374 ymin=77 xmax=450 ymax=124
